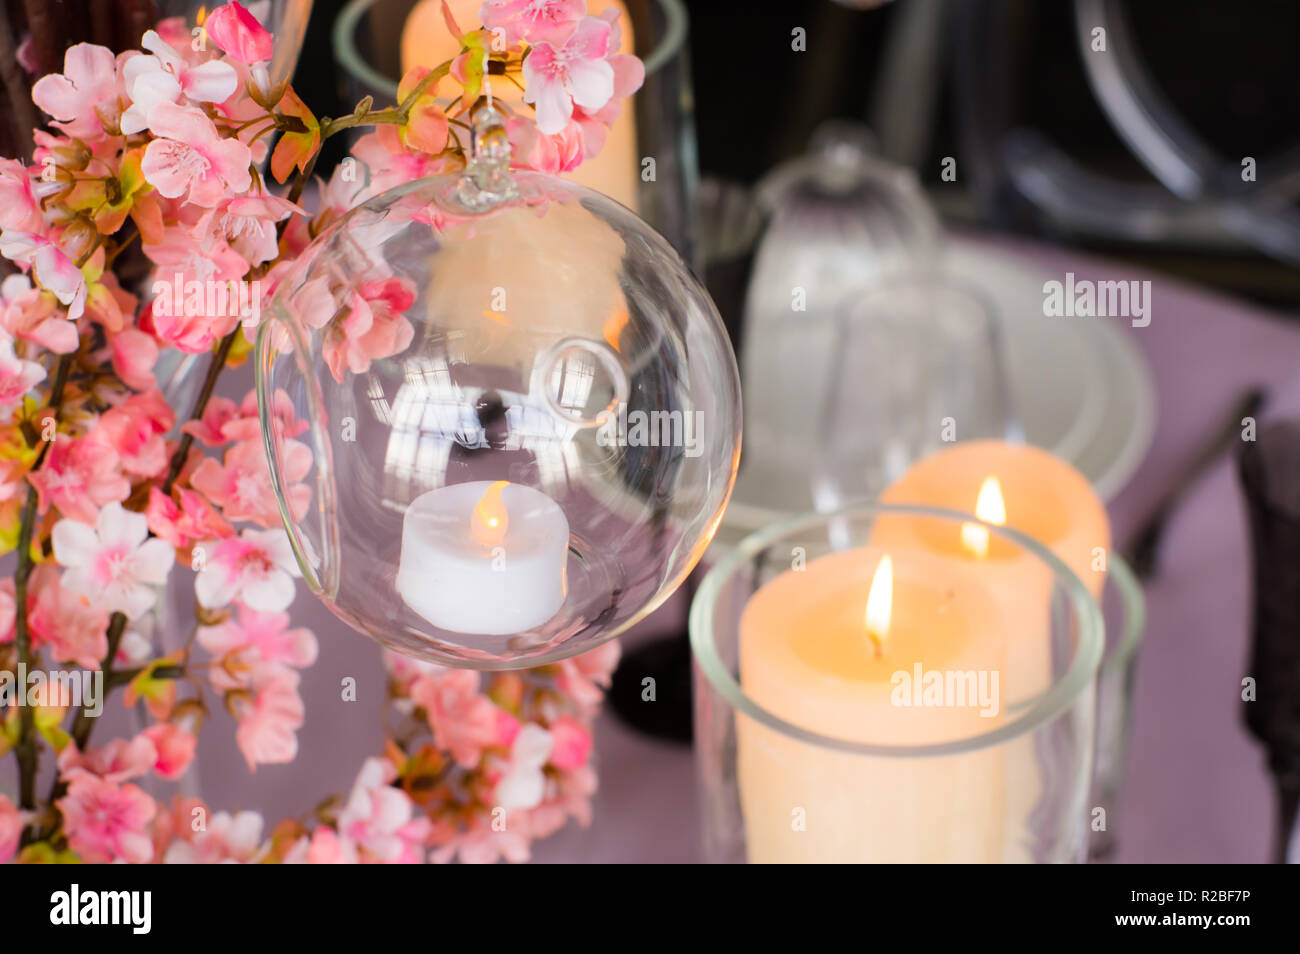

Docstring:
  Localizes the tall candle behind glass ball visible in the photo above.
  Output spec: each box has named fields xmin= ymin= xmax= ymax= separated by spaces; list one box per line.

xmin=400 ymin=0 xmax=641 ymax=210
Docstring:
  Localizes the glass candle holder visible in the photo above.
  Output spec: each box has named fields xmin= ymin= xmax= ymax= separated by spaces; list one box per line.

xmin=690 ymin=502 xmax=1104 ymax=863
xmin=1088 ymin=552 xmax=1146 ymax=862
xmin=256 ymin=142 xmax=740 ymax=668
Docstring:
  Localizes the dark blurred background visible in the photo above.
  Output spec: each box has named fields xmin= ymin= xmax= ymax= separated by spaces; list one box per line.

xmin=286 ymin=0 xmax=1300 ymax=306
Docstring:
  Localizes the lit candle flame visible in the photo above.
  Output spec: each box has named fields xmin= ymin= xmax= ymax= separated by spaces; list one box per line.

xmin=470 ymin=480 xmax=510 ymax=547
xmin=960 ymin=475 xmax=1006 ymax=559
xmin=603 ymin=308 xmax=629 ymax=352
xmin=865 ymin=553 xmax=893 ymax=656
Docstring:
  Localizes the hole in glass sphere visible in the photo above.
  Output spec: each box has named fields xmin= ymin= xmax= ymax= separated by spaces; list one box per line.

xmin=533 ymin=337 xmax=630 ymax=429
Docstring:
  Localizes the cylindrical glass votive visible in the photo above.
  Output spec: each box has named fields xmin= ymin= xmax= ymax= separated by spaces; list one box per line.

xmin=690 ymin=503 xmax=1104 ymax=863
xmin=1088 ymin=552 xmax=1146 ymax=862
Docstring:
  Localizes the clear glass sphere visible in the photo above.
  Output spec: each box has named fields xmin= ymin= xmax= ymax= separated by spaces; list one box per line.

xmin=255 ymin=167 xmax=741 ymax=668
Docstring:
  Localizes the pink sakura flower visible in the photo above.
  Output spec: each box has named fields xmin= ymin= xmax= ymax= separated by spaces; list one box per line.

xmin=553 ymin=638 xmax=620 ymax=711
xmin=205 ymin=1 xmax=275 ymax=65
xmin=507 ymin=114 xmax=584 ymax=174
xmin=494 ymin=723 xmax=553 ymax=810
xmin=512 ymin=8 xmax=643 ymax=168
xmin=52 ymin=501 xmax=177 ymax=620
xmin=428 ymin=815 xmax=533 ymax=864
xmin=57 ymin=736 xmax=156 ymax=784
xmin=57 ymin=772 xmax=156 ymax=864
xmin=182 ymin=387 xmax=305 ymax=448
xmin=198 ymin=194 xmax=302 ymax=267
xmin=191 ymin=436 xmax=311 ymax=527
xmin=145 ymin=486 xmax=234 ymax=549
xmin=482 ymin=0 xmax=585 ymax=45
xmin=108 ymin=327 xmax=159 ymax=390
xmin=1 ymin=274 xmax=79 ymax=354
xmin=120 ymin=30 xmax=239 ymax=135
xmin=85 ymin=255 xmax=141 ymax=336
xmin=349 ymin=128 xmax=453 ymax=198
xmin=31 ymin=43 xmax=122 ymax=141
xmin=231 ymin=667 xmax=305 ymax=770
xmin=94 ymin=389 xmax=176 ymax=479
xmin=141 ymin=102 xmax=252 ymax=208
xmin=0 ymin=328 xmax=45 ymax=413
xmin=318 ymin=158 xmax=369 ymax=219
xmin=198 ymin=605 xmax=317 ymax=687
xmin=410 ymin=669 xmax=509 ymax=768
xmin=0 ymin=230 xmax=87 ymax=319
xmin=146 ymin=223 xmax=249 ymax=284
xmin=0 ymin=159 xmax=42 ymax=233
xmin=284 ymin=826 xmax=359 ymax=864
xmin=547 ymin=760 xmax=598 ymax=829
xmin=141 ymin=231 xmax=248 ymax=353
xmin=141 ymin=723 xmax=198 ymax=780
xmin=181 ymin=395 xmax=243 ymax=446
xmin=27 ymin=564 xmax=110 ymax=669
xmin=28 ymin=433 xmax=131 ymax=525
xmin=163 ymin=809 xmax=266 ymax=863
xmin=234 ymin=386 xmax=309 ymax=443
xmin=194 ymin=527 xmax=300 ymax=611
xmin=337 ymin=758 xmax=431 ymax=864
xmin=0 ymin=794 xmax=20 ymax=864
xmin=522 ymin=15 xmax=615 ymax=135
xmin=322 ymin=277 xmax=416 ymax=383
xmin=547 ymin=715 xmax=593 ymax=771
xmin=383 ymin=649 xmax=449 ymax=695
xmin=569 ymin=10 xmax=643 ymax=144
xmin=211 ymin=58 xmax=273 ymax=164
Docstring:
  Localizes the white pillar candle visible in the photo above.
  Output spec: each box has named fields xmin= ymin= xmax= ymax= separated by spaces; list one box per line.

xmin=396 ymin=480 xmax=570 ymax=635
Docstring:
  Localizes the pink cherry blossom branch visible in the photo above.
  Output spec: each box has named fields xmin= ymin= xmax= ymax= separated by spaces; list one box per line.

xmin=35 ymin=58 xmax=444 ymax=809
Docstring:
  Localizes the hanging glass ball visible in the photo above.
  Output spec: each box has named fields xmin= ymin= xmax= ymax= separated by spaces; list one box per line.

xmin=255 ymin=152 xmax=741 ymax=669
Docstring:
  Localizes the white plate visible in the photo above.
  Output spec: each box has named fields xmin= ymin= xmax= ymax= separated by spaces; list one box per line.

xmin=719 ymin=238 xmax=1157 ymax=545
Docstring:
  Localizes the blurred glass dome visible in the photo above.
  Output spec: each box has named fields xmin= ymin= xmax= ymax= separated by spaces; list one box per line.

xmin=256 ymin=147 xmax=741 ymax=669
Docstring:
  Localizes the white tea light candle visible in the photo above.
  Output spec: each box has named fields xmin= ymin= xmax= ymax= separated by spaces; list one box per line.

xmin=396 ymin=481 xmax=570 ymax=635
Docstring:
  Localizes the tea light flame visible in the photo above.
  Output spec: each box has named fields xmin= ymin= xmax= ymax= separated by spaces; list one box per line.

xmin=470 ymin=480 xmax=510 ymax=547
xmin=865 ymin=553 xmax=893 ymax=655
xmin=960 ymin=476 xmax=1006 ymax=559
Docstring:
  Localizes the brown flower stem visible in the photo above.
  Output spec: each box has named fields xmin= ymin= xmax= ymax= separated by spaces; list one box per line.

xmin=67 ymin=614 xmax=128 ymax=754
xmin=160 ymin=328 xmax=240 ymax=495
xmin=35 ymin=612 xmax=128 ymax=842
xmin=13 ymin=353 xmax=75 ymax=848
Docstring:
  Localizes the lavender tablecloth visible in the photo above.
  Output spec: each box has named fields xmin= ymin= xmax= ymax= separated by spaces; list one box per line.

xmin=188 ymin=233 xmax=1300 ymax=863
